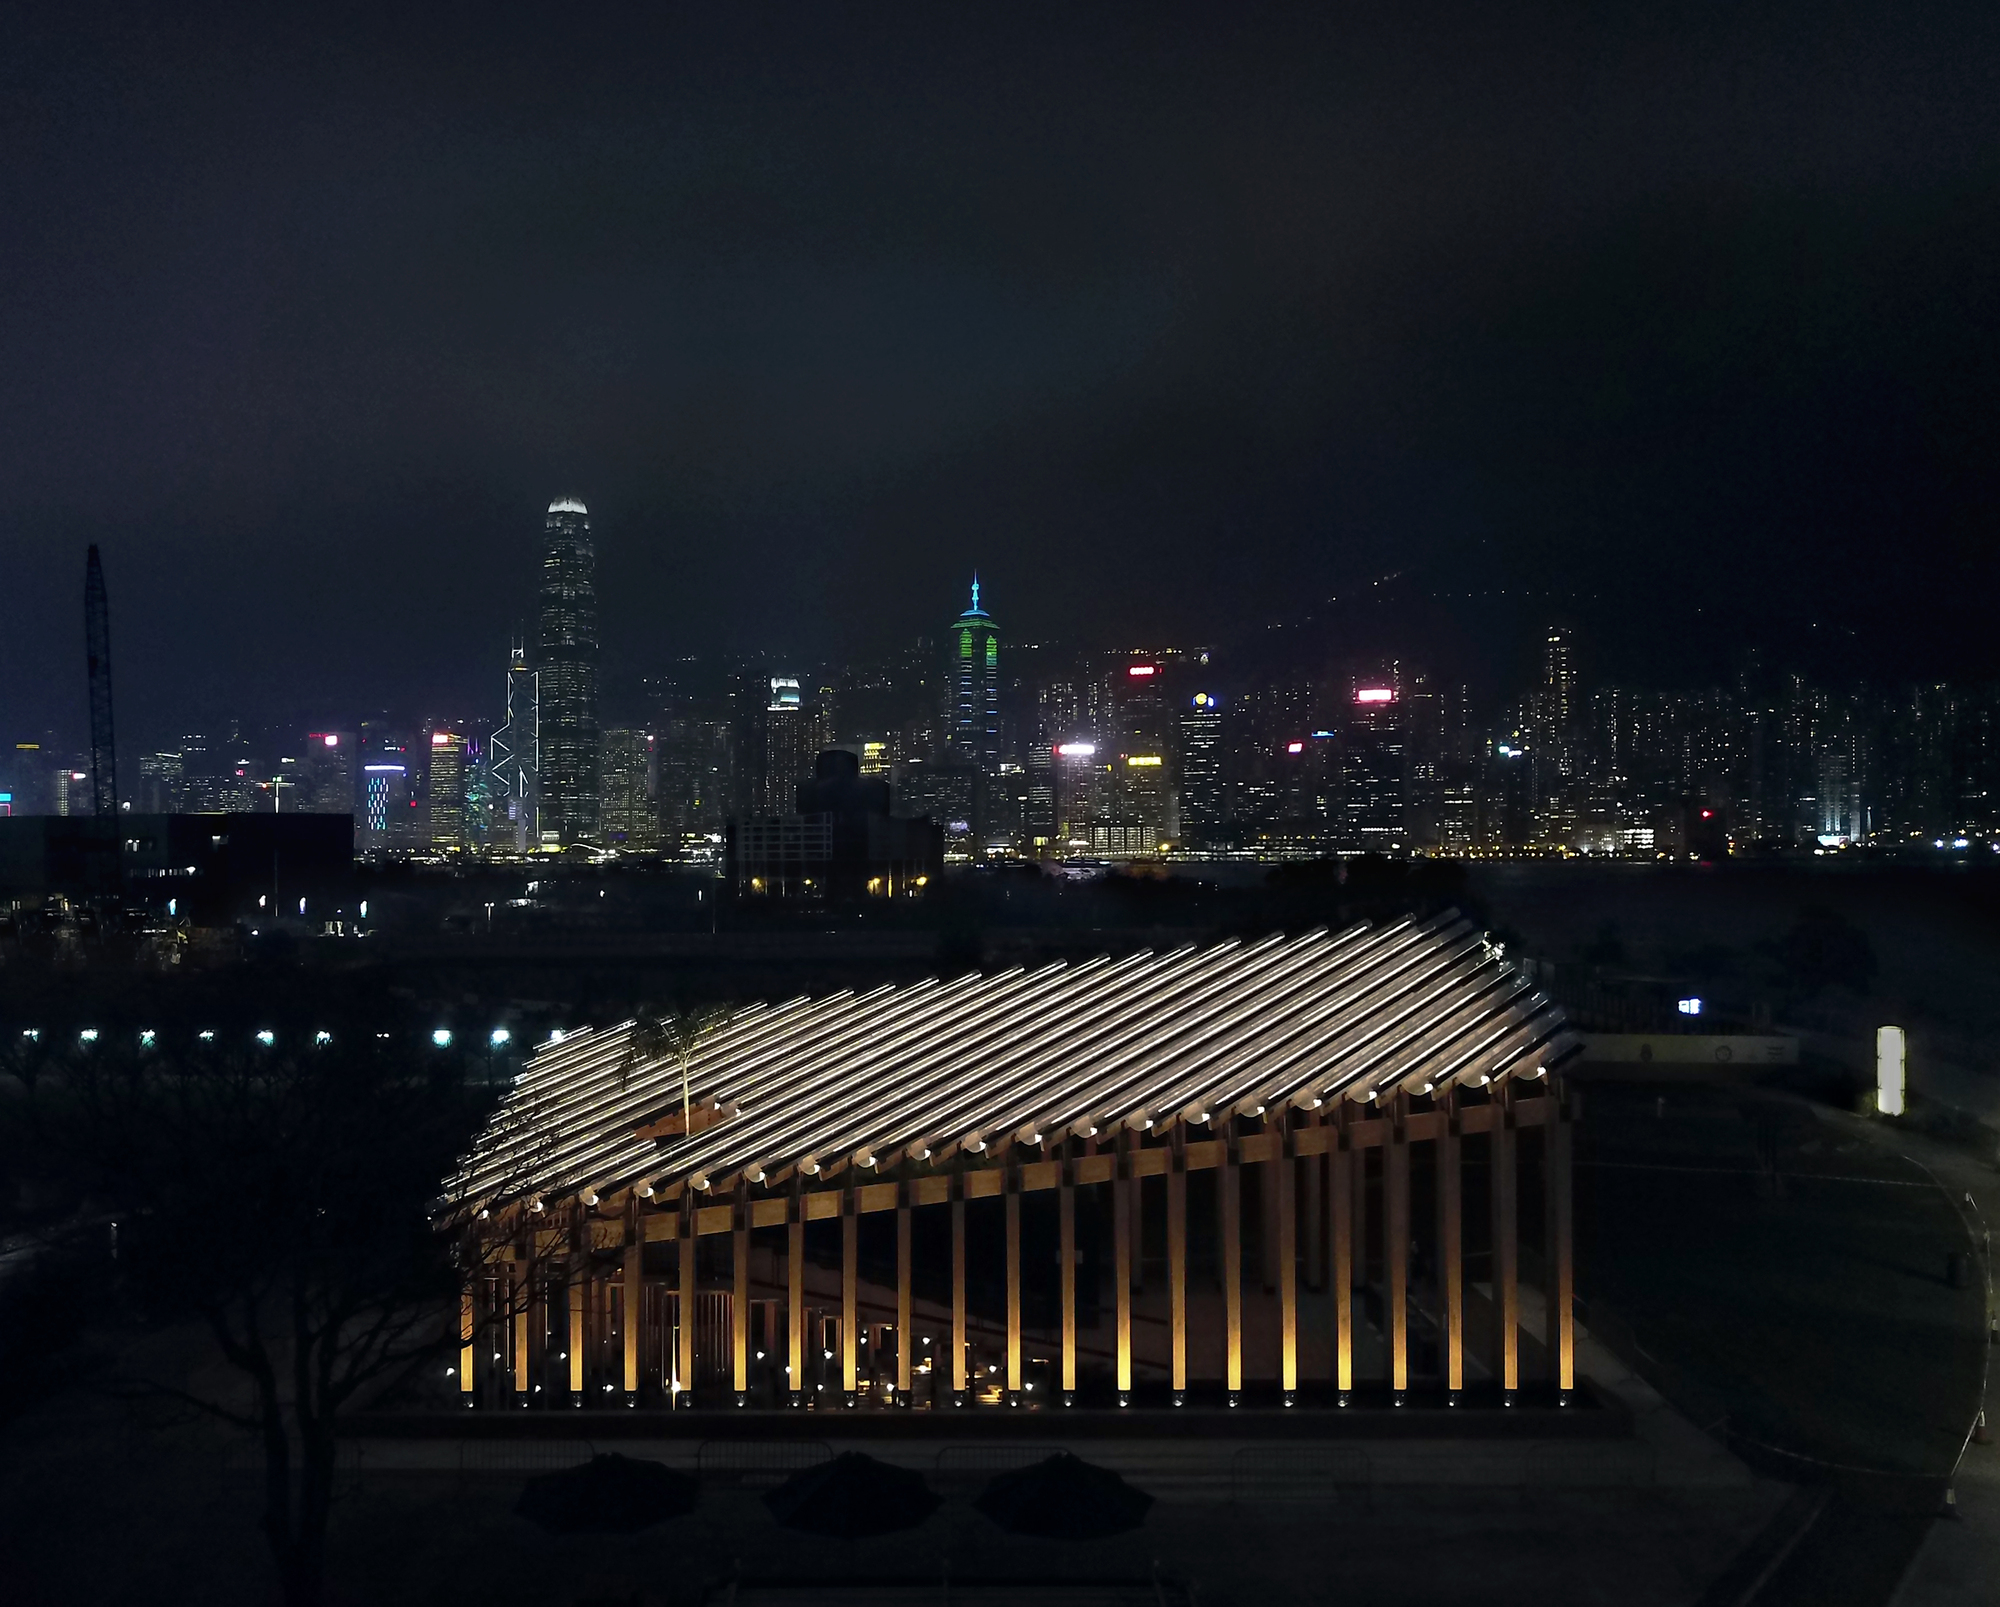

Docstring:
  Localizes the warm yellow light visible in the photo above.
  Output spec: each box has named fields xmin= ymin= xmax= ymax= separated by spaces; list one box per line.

xmin=1125 ymin=755 xmax=1164 ymax=767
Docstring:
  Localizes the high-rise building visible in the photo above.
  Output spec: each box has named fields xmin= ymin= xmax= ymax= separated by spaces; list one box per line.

xmin=759 ymin=677 xmax=832 ymax=814
xmin=949 ymin=577 xmax=1001 ymax=774
xmin=600 ymin=728 xmax=658 ymax=848
xmin=536 ymin=498 xmax=599 ymax=845
xmin=1178 ymin=691 xmax=1224 ymax=839
xmin=1344 ymin=683 xmax=1406 ymax=850
xmin=361 ymin=763 xmax=409 ymax=856
xmin=137 ymin=749 xmax=186 ymax=814
xmin=302 ymin=732 xmax=355 ymax=816
xmin=490 ymin=635 xmax=538 ymax=854
xmin=55 ymin=765 xmax=90 ymax=817
xmin=428 ymin=730 xmax=467 ymax=851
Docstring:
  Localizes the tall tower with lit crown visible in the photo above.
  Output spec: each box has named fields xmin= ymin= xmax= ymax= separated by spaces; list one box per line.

xmin=949 ymin=575 xmax=1000 ymax=773
xmin=536 ymin=498 xmax=599 ymax=844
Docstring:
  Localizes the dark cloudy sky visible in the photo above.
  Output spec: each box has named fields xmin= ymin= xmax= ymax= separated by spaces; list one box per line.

xmin=4 ymin=4 xmax=1997 ymax=744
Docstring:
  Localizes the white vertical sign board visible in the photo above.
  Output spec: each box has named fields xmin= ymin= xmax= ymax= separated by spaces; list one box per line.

xmin=1876 ymin=1025 xmax=1906 ymax=1117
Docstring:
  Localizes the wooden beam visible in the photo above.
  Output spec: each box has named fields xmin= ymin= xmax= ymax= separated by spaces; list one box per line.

xmin=1005 ymin=1170 xmax=1023 ymax=1399
xmin=1439 ymin=1092 xmax=1464 ymax=1396
xmin=841 ymin=1188 xmax=859 ymax=1401
xmin=951 ymin=1179 xmax=968 ymax=1400
xmin=896 ymin=1187 xmax=913 ymax=1400
xmin=787 ymin=1190 xmax=804 ymax=1406
xmin=1387 ymin=1096 xmax=1410 ymax=1398
xmin=1550 ymin=1082 xmax=1576 ymax=1398
xmin=1059 ymin=1162 xmax=1077 ymax=1397
xmin=1277 ymin=1120 xmax=1297 ymax=1396
xmin=1114 ymin=1137 xmax=1134 ymax=1396
xmin=1331 ymin=1117 xmax=1353 ymax=1398
xmin=1221 ymin=1134 xmax=1242 ymax=1398
xmin=1493 ymin=1083 xmax=1520 ymax=1395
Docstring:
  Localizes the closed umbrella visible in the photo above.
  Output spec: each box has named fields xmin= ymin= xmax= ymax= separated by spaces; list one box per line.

xmin=514 ymin=1453 xmax=699 ymax=1535
xmin=975 ymin=1452 xmax=1152 ymax=1539
xmin=762 ymin=1450 xmax=940 ymax=1539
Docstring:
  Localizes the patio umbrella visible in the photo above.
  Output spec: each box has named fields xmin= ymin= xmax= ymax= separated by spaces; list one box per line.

xmin=762 ymin=1450 xmax=940 ymax=1539
xmin=514 ymin=1453 xmax=699 ymax=1535
xmin=974 ymin=1452 xmax=1152 ymax=1539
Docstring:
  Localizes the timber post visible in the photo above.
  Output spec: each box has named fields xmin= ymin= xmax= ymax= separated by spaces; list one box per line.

xmin=896 ymin=1181 xmax=914 ymax=1404
xmin=1493 ymin=1080 xmax=1520 ymax=1402
xmin=1388 ymin=1092 xmax=1410 ymax=1404
xmin=1331 ymin=1103 xmax=1353 ymax=1403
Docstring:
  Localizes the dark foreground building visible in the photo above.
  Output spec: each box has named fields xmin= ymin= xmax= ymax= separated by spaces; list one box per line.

xmin=0 ymin=812 xmax=354 ymax=926
xmin=445 ymin=915 xmax=1578 ymax=1411
xmin=726 ymin=748 xmax=944 ymax=901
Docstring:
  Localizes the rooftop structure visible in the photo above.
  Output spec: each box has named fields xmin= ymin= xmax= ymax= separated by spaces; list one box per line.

xmin=446 ymin=916 xmax=1578 ymax=1413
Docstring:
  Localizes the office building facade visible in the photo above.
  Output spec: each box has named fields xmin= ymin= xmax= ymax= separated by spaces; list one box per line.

xmin=536 ymin=498 xmax=600 ymax=845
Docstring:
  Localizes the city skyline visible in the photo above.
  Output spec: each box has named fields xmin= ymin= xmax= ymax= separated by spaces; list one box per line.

xmin=5 ymin=9 xmax=1999 ymax=747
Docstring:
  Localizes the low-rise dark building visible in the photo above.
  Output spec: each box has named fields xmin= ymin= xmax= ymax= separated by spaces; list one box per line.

xmin=726 ymin=749 xmax=943 ymax=900
xmin=0 ymin=812 xmax=355 ymax=926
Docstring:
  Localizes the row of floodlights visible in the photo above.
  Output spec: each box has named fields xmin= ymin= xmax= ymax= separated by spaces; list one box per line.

xmin=19 ymin=1026 xmax=528 ymax=1049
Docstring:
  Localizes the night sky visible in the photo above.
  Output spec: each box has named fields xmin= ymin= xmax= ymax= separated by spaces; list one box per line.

xmin=4 ymin=5 xmax=1997 ymax=743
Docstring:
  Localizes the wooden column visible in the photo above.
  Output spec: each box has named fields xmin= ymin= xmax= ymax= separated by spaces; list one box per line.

xmin=1302 ymin=1110 xmax=1323 ymax=1291
xmin=1548 ymin=1081 xmax=1576 ymax=1398
xmin=1438 ymin=1092 xmax=1465 ymax=1397
xmin=732 ymin=1191 xmax=750 ymax=1400
xmin=1492 ymin=1082 xmax=1520 ymax=1396
xmin=511 ymin=1261 xmax=531 ymax=1400
xmin=1276 ymin=1119 xmax=1298 ymax=1397
xmin=568 ymin=1268 xmax=586 ymax=1399
xmin=1059 ymin=1161 xmax=1078 ymax=1397
xmin=1221 ymin=1133 xmax=1243 ymax=1398
xmin=676 ymin=1204 xmax=696 ymax=1403
xmin=1005 ymin=1168 xmax=1023 ymax=1399
xmin=951 ymin=1179 xmax=968 ymax=1399
xmin=1387 ymin=1095 xmax=1410 ymax=1398
xmin=1168 ymin=1133 xmax=1188 ymax=1397
xmin=786 ymin=1193 xmax=805 ymax=1405
xmin=1259 ymin=1128 xmax=1282 ymax=1293
xmin=1114 ymin=1137 xmax=1134 ymax=1396
xmin=1354 ymin=1133 xmax=1370 ymax=1288
xmin=896 ymin=1186 xmax=913 ymax=1400
xmin=459 ymin=1284 xmax=477 ymax=1403
xmin=1331 ymin=1113 xmax=1354 ymax=1397
xmin=841 ymin=1187 xmax=859 ymax=1401
xmin=621 ymin=1241 xmax=643 ymax=1399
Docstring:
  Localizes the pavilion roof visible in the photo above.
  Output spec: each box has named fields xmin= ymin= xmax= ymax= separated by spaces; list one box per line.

xmin=445 ymin=914 xmax=1574 ymax=1217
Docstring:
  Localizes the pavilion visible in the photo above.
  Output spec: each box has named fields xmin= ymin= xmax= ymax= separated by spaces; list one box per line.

xmin=444 ymin=915 xmax=1580 ymax=1411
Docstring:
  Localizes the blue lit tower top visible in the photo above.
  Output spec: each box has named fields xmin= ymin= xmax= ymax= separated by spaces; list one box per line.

xmin=950 ymin=574 xmax=1001 ymax=772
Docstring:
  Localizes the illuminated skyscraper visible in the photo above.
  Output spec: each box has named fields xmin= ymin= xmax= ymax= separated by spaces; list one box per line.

xmin=303 ymin=733 xmax=355 ymax=816
xmin=361 ymin=763 xmax=408 ymax=856
xmin=428 ymin=730 xmax=467 ymax=851
xmin=536 ymin=498 xmax=599 ymax=844
xmin=949 ymin=577 xmax=1001 ymax=773
xmin=599 ymin=728 xmax=658 ymax=848
xmin=1178 ymin=691 xmax=1224 ymax=837
xmin=490 ymin=635 xmax=538 ymax=854
xmin=1344 ymin=683 xmax=1406 ymax=850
